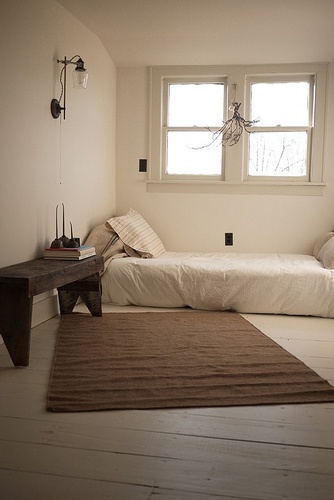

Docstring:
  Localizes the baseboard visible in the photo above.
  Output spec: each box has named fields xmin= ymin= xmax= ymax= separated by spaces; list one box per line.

xmin=32 ymin=292 xmax=59 ymax=328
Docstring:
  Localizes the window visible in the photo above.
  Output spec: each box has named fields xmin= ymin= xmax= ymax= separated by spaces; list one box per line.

xmin=245 ymin=77 xmax=313 ymax=180
xmin=163 ymin=79 xmax=226 ymax=178
xmin=149 ymin=64 xmax=327 ymax=193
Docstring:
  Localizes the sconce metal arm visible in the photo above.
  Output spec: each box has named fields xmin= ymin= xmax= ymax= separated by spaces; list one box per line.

xmin=51 ymin=55 xmax=87 ymax=120
xmin=57 ymin=55 xmax=86 ymax=70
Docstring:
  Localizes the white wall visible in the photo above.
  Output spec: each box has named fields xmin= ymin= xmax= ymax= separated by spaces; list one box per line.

xmin=0 ymin=0 xmax=116 ymax=328
xmin=116 ymin=65 xmax=334 ymax=255
xmin=0 ymin=0 xmax=116 ymax=269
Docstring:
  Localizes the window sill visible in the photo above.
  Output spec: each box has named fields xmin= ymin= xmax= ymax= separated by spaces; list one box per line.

xmin=147 ymin=180 xmax=326 ymax=196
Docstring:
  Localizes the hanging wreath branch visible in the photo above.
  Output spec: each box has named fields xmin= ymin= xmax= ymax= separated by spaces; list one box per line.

xmin=194 ymin=102 xmax=259 ymax=149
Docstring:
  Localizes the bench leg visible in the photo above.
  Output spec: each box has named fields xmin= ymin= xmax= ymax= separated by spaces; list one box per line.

xmin=79 ymin=290 xmax=102 ymax=316
xmin=0 ymin=285 xmax=32 ymax=366
xmin=57 ymin=290 xmax=80 ymax=314
xmin=57 ymin=273 xmax=102 ymax=316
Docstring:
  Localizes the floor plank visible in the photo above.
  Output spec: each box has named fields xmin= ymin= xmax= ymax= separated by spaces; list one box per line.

xmin=1 ymin=307 xmax=334 ymax=499
xmin=0 ymin=469 xmax=152 ymax=500
xmin=2 ymin=440 xmax=334 ymax=500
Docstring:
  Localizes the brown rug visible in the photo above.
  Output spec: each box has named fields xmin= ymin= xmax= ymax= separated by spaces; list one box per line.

xmin=47 ymin=311 xmax=334 ymax=412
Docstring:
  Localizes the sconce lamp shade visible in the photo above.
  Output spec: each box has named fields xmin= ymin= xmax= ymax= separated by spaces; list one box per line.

xmin=73 ymin=68 xmax=89 ymax=89
xmin=51 ymin=55 xmax=88 ymax=119
xmin=72 ymin=57 xmax=89 ymax=89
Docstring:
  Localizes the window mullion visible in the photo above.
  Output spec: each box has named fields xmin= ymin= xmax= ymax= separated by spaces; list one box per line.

xmin=250 ymin=126 xmax=309 ymax=133
xmin=164 ymin=126 xmax=212 ymax=132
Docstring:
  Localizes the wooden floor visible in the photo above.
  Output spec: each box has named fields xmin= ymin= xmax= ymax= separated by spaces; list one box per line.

xmin=1 ymin=305 xmax=334 ymax=500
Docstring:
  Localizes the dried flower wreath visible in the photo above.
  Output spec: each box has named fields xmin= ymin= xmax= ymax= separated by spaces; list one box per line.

xmin=195 ymin=101 xmax=259 ymax=149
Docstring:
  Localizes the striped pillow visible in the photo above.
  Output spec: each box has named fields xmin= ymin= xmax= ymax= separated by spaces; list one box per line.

xmin=317 ymin=237 xmax=334 ymax=269
xmin=106 ymin=208 xmax=165 ymax=258
xmin=313 ymin=231 xmax=334 ymax=259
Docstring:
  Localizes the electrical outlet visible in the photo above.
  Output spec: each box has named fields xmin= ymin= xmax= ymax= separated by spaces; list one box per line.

xmin=225 ymin=232 xmax=233 ymax=246
xmin=139 ymin=159 xmax=147 ymax=172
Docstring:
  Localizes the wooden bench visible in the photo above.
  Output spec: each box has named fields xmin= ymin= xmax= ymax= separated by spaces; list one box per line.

xmin=0 ymin=256 xmax=104 ymax=367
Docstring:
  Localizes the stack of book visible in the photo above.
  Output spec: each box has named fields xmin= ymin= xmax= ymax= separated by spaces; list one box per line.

xmin=43 ymin=245 xmax=96 ymax=260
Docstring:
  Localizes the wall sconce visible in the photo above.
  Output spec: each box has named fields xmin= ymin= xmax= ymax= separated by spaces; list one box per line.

xmin=51 ymin=55 xmax=88 ymax=119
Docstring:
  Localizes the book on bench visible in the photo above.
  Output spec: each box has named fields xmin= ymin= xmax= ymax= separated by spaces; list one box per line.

xmin=43 ymin=245 xmax=96 ymax=260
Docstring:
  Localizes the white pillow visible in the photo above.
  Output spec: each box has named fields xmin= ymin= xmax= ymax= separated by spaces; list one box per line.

xmin=317 ymin=237 xmax=334 ymax=269
xmin=106 ymin=208 xmax=166 ymax=258
xmin=84 ymin=223 xmax=118 ymax=255
xmin=313 ymin=232 xmax=334 ymax=259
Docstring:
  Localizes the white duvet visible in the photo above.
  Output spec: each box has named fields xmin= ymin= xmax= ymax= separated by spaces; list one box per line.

xmin=101 ymin=252 xmax=334 ymax=318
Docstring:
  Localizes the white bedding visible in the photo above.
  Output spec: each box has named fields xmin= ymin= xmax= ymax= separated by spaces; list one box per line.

xmin=101 ymin=252 xmax=334 ymax=318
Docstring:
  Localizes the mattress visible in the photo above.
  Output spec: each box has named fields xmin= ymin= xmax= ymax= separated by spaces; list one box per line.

xmin=101 ymin=251 xmax=334 ymax=317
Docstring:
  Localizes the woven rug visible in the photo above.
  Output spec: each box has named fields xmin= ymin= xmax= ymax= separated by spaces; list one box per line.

xmin=47 ymin=311 xmax=334 ymax=412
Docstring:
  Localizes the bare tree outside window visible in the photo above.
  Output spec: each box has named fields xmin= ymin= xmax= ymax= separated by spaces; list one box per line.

xmin=248 ymin=81 xmax=310 ymax=178
xmin=249 ymin=132 xmax=307 ymax=176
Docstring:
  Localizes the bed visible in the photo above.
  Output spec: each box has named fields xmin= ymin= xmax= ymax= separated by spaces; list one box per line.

xmin=85 ymin=209 xmax=334 ymax=318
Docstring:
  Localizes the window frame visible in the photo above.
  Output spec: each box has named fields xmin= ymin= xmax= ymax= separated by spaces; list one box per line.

xmin=149 ymin=64 xmax=327 ymax=194
xmin=243 ymin=74 xmax=314 ymax=182
xmin=162 ymin=76 xmax=227 ymax=181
